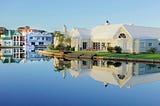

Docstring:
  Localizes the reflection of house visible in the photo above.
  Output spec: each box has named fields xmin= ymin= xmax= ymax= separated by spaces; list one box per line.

xmin=60 ymin=59 xmax=160 ymax=88
xmin=25 ymin=49 xmax=50 ymax=62
xmin=0 ymin=48 xmax=24 ymax=64
xmin=123 ymin=63 xmax=160 ymax=88
xmin=0 ymin=48 xmax=50 ymax=64
xmin=70 ymin=23 xmax=160 ymax=53
xmin=13 ymin=48 xmax=26 ymax=58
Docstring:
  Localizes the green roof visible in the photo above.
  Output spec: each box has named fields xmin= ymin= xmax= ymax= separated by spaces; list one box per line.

xmin=2 ymin=29 xmax=22 ymax=37
xmin=0 ymin=37 xmax=12 ymax=40
xmin=11 ymin=30 xmax=22 ymax=36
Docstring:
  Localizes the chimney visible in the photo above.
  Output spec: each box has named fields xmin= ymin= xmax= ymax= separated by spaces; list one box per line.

xmin=105 ymin=20 xmax=110 ymax=25
xmin=63 ymin=25 xmax=67 ymax=37
xmin=8 ymin=30 xmax=11 ymax=38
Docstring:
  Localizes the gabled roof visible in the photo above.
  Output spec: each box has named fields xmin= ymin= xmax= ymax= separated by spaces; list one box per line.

xmin=91 ymin=24 xmax=122 ymax=39
xmin=70 ymin=24 xmax=160 ymax=40
xmin=70 ymin=28 xmax=91 ymax=39
xmin=11 ymin=30 xmax=22 ymax=36
xmin=123 ymin=25 xmax=160 ymax=39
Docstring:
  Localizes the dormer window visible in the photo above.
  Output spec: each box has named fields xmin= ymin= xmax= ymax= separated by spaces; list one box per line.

xmin=119 ymin=33 xmax=126 ymax=39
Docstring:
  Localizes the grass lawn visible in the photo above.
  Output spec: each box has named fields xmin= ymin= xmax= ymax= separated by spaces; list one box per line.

xmin=46 ymin=50 xmax=160 ymax=60
xmin=72 ymin=51 xmax=160 ymax=60
xmin=45 ymin=50 xmax=60 ymax=53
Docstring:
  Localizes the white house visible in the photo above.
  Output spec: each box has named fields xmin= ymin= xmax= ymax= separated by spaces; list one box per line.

xmin=26 ymin=32 xmax=54 ymax=46
xmin=70 ymin=23 xmax=160 ymax=53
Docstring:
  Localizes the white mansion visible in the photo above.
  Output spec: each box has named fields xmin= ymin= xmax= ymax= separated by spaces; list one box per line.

xmin=70 ymin=23 xmax=160 ymax=53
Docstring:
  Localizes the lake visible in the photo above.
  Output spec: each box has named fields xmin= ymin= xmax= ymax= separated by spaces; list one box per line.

xmin=0 ymin=48 xmax=160 ymax=106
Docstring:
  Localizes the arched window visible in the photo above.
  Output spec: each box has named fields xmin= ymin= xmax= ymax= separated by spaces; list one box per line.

xmin=118 ymin=33 xmax=126 ymax=39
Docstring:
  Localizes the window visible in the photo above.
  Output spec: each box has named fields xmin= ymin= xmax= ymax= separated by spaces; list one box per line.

xmin=82 ymin=61 xmax=87 ymax=65
xmin=37 ymin=37 xmax=40 ymax=40
xmin=42 ymin=37 xmax=44 ymax=40
xmin=46 ymin=37 xmax=51 ymax=41
xmin=39 ymin=42 xmax=44 ymax=45
xmin=140 ymin=42 xmax=145 ymax=48
xmin=83 ymin=42 xmax=87 ymax=49
xmin=31 ymin=42 xmax=35 ymax=45
xmin=93 ymin=42 xmax=100 ymax=51
xmin=119 ymin=33 xmax=126 ymax=39
xmin=148 ymin=43 xmax=152 ymax=47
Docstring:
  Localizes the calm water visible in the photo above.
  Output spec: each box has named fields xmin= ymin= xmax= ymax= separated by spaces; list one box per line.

xmin=0 ymin=48 xmax=160 ymax=106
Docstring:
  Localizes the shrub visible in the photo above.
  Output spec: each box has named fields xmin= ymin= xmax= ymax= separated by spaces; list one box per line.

xmin=107 ymin=46 xmax=114 ymax=53
xmin=65 ymin=45 xmax=71 ymax=51
xmin=113 ymin=62 xmax=122 ymax=67
xmin=147 ymin=47 xmax=157 ymax=54
xmin=70 ymin=47 xmax=75 ymax=51
xmin=55 ymin=43 xmax=65 ymax=51
xmin=114 ymin=46 xmax=122 ymax=53
xmin=48 ymin=44 xmax=54 ymax=50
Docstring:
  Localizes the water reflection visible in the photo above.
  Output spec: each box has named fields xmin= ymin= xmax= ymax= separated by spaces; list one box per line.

xmin=0 ymin=48 xmax=51 ymax=64
xmin=54 ymin=57 xmax=160 ymax=88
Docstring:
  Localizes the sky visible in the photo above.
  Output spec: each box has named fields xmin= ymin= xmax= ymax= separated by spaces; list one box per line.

xmin=0 ymin=0 xmax=160 ymax=32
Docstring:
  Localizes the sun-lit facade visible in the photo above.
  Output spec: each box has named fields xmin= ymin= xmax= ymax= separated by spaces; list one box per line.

xmin=70 ymin=23 xmax=160 ymax=53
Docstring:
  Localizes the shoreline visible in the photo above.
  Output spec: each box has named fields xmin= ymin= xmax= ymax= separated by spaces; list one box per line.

xmin=38 ymin=50 xmax=160 ymax=63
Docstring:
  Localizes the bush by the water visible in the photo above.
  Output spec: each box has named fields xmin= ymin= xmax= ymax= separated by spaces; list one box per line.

xmin=107 ymin=46 xmax=122 ymax=53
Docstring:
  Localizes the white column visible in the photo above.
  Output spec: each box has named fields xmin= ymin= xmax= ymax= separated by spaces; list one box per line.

xmin=8 ymin=30 xmax=11 ymax=38
xmin=100 ymin=42 xmax=102 ymax=51
xmin=19 ymin=36 xmax=20 ymax=46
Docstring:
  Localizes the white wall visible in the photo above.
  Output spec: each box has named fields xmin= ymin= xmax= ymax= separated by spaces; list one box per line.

xmin=26 ymin=33 xmax=53 ymax=46
xmin=139 ymin=39 xmax=160 ymax=53
xmin=2 ymin=40 xmax=13 ymax=46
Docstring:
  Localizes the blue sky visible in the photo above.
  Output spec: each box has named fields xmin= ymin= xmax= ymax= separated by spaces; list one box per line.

xmin=0 ymin=0 xmax=160 ymax=32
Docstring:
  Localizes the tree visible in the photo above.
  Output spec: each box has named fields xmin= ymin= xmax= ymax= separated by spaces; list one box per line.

xmin=54 ymin=31 xmax=72 ymax=51
xmin=65 ymin=37 xmax=71 ymax=46
xmin=107 ymin=46 xmax=114 ymax=53
xmin=48 ymin=44 xmax=54 ymax=50
xmin=55 ymin=43 xmax=65 ymax=51
xmin=147 ymin=47 xmax=157 ymax=54
xmin=114 ymin=46 xmax=122 ymax=53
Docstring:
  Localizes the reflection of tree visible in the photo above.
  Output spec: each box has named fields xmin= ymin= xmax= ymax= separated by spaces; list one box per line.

xmin=107 ymin=61 xmax=122 ymax=67
xmin=146 ymin=63 xmax=156 ymax=68
xmin=54 ymin=59 xmax=71 ymax=72
xmin=113 ymin=62 xmax=122 ymax=67
xmin=55 ymin=66 xmax=65 ymax=72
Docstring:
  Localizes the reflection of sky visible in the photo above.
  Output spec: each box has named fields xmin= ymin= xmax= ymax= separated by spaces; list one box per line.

xmin=0 ymin=60 xmax=160 ymax=105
